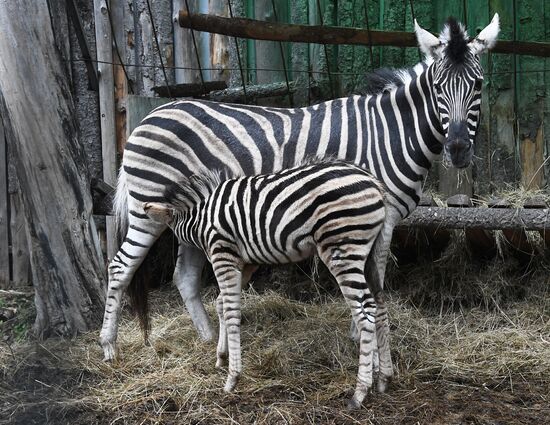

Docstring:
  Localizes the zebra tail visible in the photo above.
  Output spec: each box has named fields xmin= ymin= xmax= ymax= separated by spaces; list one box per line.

xmin=113 ymin=166 xmax=151 ymax=343
xmin=113 ymin=165 xmax=129 ymax=239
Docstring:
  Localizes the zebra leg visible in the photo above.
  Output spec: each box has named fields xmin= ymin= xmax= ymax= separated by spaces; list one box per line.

xmin=99 ymin=219 xmax=165 ymax=361
xmin=322 ymin=252 xmax=377 ymax=409
xmin=349 ymin=210 xmax=400 ymax=391
xmin=173 ymin=244 xmax=215 ymax=341
xmin=374 ymin=291 xmax=392 ymax=393
xmin=211 ymin=258 xmax=243 ymax=393
xmin=216 ymin=264 xmax=257 ymax=369
xmin=215 ymin=293 xmax=228 ymax=368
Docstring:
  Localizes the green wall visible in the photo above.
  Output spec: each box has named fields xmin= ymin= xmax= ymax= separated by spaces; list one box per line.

xmin=242 ymin=0 xmax=549 ymax=194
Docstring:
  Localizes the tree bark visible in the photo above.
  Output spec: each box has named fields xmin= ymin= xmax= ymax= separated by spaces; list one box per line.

xmin=0 ymin=1 xmax=106 ymax=338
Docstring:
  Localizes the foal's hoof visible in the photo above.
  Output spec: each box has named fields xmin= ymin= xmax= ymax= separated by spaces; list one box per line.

xmin=377 ymin=375 xmax=392 ymax=393
xmin=215 ymin=357 xmax=227 ymax=369
xmin=224 ymin=375 xmax=239 ymax=393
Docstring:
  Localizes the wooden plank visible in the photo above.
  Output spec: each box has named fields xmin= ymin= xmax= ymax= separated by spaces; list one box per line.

xmin=0 ymin=113 xmax=9 ymax=287
xmin=94 ymin=0 xmax=117 ymax=260
xmin=178 ymin=11 xmax=550 ymax=57
xmin=126 ymin=95 xmax=171 ymax=137
xmin=208 ymin=0 xmax=231 ymax=84
xmin=516 ymin=0 xmax=546 ymax=190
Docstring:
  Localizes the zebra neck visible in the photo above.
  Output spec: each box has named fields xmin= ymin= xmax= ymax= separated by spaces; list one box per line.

xmin=176 ymin=209 xmax=204 ymax=250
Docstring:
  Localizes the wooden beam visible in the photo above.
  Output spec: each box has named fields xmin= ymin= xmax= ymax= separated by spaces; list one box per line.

xmin=399 ymin=206 xmax=550 ymax=231
xmin=94 ymin=0 xmax=117 ymax=260
xmin=178 ymin=11 xmax=550 ymax=58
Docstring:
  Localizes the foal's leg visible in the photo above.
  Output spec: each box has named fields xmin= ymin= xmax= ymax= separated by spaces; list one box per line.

xmin=173 ymin=245 xmax=215 ymax=341
xmin=99 ymin=215 xmax=165 ymax=361
xmin=215 ymin=264 xmax=258 ymax=368
xmin=212 ymin=259 xmax=244 ymax=392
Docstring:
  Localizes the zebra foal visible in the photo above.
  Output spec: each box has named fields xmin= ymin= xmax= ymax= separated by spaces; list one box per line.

xmin=143 ymin=160 xmax=389 ymax=409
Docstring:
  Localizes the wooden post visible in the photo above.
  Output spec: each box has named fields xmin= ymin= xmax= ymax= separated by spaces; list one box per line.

xmin=0 ymin=113 xmax=9 ymax=287
xmin=94 ymin=0 xmax=117 ymax=260
xmin=173 ymin=0 xmax=201 ymax=84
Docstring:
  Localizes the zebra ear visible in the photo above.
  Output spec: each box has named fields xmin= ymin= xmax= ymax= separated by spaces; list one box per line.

xmin=143 ymin=202 xmax=174 ymax=225
xmin=469 ymin=13 xmax=500 ymax=55
xmin=415 ymin=20 xmax=444 ymax=60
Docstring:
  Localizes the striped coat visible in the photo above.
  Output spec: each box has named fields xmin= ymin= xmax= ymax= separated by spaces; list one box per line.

xmin=144 ymin=160 xmax=389 ymax=409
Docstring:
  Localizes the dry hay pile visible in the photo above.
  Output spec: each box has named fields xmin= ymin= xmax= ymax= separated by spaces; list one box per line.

xmin=1 ymin=258 xmax=549 ymax=425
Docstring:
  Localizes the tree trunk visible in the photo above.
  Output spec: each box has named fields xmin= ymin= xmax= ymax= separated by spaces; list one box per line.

xmin=0 ymin=1 xmax=106 ymax=338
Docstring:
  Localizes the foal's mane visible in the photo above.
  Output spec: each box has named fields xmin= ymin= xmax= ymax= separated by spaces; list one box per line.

xmin=164 ymin=169 xmax=226 ymax=210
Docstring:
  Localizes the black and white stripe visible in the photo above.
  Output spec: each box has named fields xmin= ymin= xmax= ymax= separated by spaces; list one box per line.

xmin=143 ymin=160 xmax=389 ymax=409
xmin=99 ymin=16 xmax=500 ymax=384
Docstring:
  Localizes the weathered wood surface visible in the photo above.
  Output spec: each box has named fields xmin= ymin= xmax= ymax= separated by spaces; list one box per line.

xmin=127 ymin=95 xmax=171 ymax=137
xmin=94 ymin=0 xmax=117 ymax=260
xmin=399 ymin=206 xmax=550 ymax=231
xmin=178 ymin=11 xmax=550 ymax=57
xmin=173 ymin=0 xmax=202 ymax=84
xmin=0 ymin=0 xmax=105 ymax=337
xmin=0 ymin=114 xmax=8 ymax=287
xmin=9 ymin=192 xmax=31 ymax=287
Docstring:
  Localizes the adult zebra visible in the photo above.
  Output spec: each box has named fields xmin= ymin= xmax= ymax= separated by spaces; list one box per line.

xmin=142 ymin=160 xmax=388 ymax=408
xmin=100 ymin=16 xmax=500 ymax=369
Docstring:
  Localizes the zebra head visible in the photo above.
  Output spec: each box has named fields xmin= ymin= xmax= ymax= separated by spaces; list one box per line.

xmin=415 ymin=14 xmax=500 ymax=168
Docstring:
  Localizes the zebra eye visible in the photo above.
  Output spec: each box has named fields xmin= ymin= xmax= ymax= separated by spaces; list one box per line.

xmin=434 ymin=82 xmax=441 ymax=91
xmin=474 ymin=79 xmax=483 ymax=91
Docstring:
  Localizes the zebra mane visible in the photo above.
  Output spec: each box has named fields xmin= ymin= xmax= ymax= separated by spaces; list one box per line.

xmin=440 ymin=17 xmax=470 ymax=64
xmin=164 ymin=169 xmax=227 ymax=210
xmin=359 ymin=60 xmax=430 ymax=95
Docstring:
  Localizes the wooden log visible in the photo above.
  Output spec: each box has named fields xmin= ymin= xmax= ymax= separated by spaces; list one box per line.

xmin=0 ymin=0 xmax=106 ymax=337
xmin=399 ymin=206 xmax=550 ymax=231
xmin=524 ymin=198 xmax=550 ymax=247
xmin=152 ymin=80 xmax=228 ymax=98
xmin=178 ymin=11 xmax=550 ymax=58
xmin=205 ymin=81 xmax=296 ymax=103
xmin=446 ymin=195 xmax=496 ymax=259
xmin=0 ymin=112 xmax=9 ymax=287
xmin=488 ymin=198 xmax=535 ymax=260
xmin=94 ymin=0 xmax=117 ymax=260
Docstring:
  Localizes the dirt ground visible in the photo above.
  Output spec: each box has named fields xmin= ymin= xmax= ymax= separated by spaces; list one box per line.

xmin=1 ymin=259 xmax=549 ymax=425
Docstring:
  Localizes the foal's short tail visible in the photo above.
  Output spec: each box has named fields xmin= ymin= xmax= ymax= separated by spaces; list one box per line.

xmin=113 ymin=166 xmax=151 ymax=342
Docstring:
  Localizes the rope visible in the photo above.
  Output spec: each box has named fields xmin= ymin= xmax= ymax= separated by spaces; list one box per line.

xmin=64 ymin=57 xmax=550 ymax=78
xmin=145 ymin=0 xmax=172 ymax=98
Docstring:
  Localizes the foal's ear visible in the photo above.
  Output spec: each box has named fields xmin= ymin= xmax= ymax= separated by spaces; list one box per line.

xmin=469 ymin=13 xmax=500 ymax=55
xmin=143 ymin=202 xmax=174 ymax=225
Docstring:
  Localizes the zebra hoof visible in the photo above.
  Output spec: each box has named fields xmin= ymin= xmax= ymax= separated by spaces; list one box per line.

xmin=224 ymin=374 xmax=239 ymax=393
